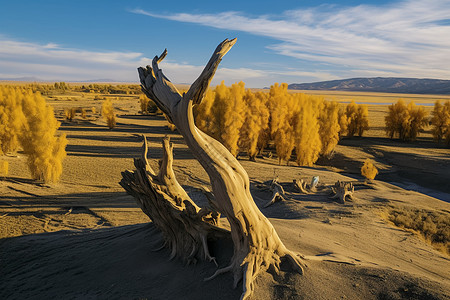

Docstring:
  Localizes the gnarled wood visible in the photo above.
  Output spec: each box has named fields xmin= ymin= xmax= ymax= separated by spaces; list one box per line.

xmin=264 ymin=177 xmax=289 ymax=208
xmin=135 ymin=39 xmax=305 ymax=299
xmin=120 ymin=136 xmax=226 ymax=265
xmin=293 ymin=178 xmax=309 ymax=194
xmin=330 ymin=180 xmax=355 ymax=203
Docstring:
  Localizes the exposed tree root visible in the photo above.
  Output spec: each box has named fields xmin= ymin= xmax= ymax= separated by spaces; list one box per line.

xmin=293 ymin=178 xmax=309 ymax=194
xmin=264 ymin=177 xmax=290 ymax=208
xmin=330 ymin=180 xmax=355 ymax=203
xmin=120 ymin=136 xmax=229 ymax=264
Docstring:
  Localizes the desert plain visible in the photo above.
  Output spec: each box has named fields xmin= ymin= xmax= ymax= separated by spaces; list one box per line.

xmin=1 ymin=85 xmax=449 ymax=299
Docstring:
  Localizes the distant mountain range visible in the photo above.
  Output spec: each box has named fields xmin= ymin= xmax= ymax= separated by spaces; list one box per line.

xmin=288 ymin=77 xmax=450 ymax=94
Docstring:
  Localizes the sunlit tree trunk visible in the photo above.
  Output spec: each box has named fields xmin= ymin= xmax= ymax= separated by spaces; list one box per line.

xmin=133 ymin=39 xmax=305 ymax=299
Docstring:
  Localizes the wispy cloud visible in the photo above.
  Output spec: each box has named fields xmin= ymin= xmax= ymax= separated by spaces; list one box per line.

xmin=0 ymin=36 xmax=330 ymax=86
xmin=0 ymin=38 xmax=146 ymax=81
xmin=131 ymin=0 xmax=450 ymax=80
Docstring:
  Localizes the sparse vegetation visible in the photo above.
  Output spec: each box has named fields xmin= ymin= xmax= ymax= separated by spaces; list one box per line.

xmin=385 ymin=207 xmax=449 ymax=255
xmin=101 ymin=99 xmax=116 ymax=129
xmin=361 ymin=158 xmax=378 ymax=181
xmin=64 ymin=107 xmax=76 ymax=121
xmin=80 ymin=108 xmax=87 ymax=119
xmin=139 ymin=94 xmax=159 ymax=114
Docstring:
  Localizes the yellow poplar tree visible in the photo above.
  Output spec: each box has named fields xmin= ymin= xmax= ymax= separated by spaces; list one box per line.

xmin=0 ymin=86 xmax=25 ymax=154
xmin=346 ymin=101 xmax=369 ymax=137
xmin=239 ymin=90 xmax=269 ymax=161
xmin=210 ymin=81 xmax=247 ymax=156
xmin=318 ymin=100 xmax=341 ymax=156
xmin=431 ymin=100 xmax=450 ymax=144
xmin=268 ymin=83 xmax=296 ymax=165
xmin=194 ymin=88 xmax=215 ymax=135
xmin=385 ymin=100 xmax=427 ymax=141
xmin=19 ymin=88 xmax=68 ymax=183
xmin=293 ymin=94 xmax=322 ymax=166
xmin=385 ymin=99 xmax=408 ymax=139
xmin=404 ymin=102 xmax=427 ymax=141
xmin=338 ymin=105 xmax=349 ymax=137
xmin=356 ymin=104 xmax=369 ymax=136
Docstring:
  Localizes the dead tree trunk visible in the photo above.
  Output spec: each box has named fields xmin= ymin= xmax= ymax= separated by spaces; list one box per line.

xmin=135 ymin=39 xmax=305 ymax=299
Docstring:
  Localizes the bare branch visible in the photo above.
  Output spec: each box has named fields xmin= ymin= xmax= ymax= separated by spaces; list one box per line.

xmin=186 ymin=38 xmax=237 ymax=105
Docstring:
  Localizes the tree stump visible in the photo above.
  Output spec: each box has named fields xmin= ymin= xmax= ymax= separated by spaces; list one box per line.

xmin=293 ymin=178 xmax=309 ymax=194
xmin=330 ymin=180 xmax=355 ymax=203
xmin=264 ymin=177 xmax=289 ymax=207
xmin=128 ymin=38 xmax=305 ymax=299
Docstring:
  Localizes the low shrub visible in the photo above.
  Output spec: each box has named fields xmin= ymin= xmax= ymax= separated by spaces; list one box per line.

xmin=0 ymin=160 xmax=8 ymax=177
xmin=361 ymin=159 xmax=378 ymax=181
xmin=101 ymin=99 xmax=116 ymax=129
xmin=386 ymin=207 xmax=449 ymax=255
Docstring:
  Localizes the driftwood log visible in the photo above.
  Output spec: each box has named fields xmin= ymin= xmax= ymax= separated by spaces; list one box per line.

xmin=330 ymin=180 xmax=355 ymax=203
xmin=129 ymin=38 xmax=305 ymax=299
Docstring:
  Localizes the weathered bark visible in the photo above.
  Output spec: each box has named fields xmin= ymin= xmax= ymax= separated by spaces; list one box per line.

xmin=120 ymin=136 xmax=227 ymax=265
xmin=330 ymin=180 xmax=354 ymax=203
xmin=293 ymin=178 xmax=309 ymax=194
xmin=135 ymin=39 xmax=305 ymax=299
xmin=264 ymin=177 xmax=289 ymax=208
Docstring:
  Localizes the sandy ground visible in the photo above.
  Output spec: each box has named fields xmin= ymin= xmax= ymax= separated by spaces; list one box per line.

xmin=1 ymin=94 xmax=449 ymax=299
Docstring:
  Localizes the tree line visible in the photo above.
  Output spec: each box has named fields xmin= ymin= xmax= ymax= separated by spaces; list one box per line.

xmin=192 ymin=82 xmax=369 ymax=166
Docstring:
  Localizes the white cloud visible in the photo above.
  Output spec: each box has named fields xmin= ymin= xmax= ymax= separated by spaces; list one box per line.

xmin=0 ymin=37 xmax=297 ymax=86
xmin=131 ymin=0 xmax=450 ymax=80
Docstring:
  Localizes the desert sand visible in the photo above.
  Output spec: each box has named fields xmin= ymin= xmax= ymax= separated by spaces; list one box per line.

xmin=1 ymin=93 xmax=449 ymax=299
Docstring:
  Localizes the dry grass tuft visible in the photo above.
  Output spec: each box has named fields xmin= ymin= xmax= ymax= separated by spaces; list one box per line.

xmin=0 ymin=160 xmax=8 ymax=176
xmin=384 ymin=207 xmax=449 ymax=255
xmin=101 ymin=99 xmax=116 ymax=129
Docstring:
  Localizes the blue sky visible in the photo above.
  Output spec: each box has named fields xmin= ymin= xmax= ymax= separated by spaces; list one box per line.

xmin=1 ymin=0 xmax=449 ymax=87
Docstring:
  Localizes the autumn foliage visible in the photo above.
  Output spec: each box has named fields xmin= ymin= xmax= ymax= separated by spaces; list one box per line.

xmin=0 ymin=160 xmax=8 ymax=176
xmin=0 ymin=86 xmax=67 ymax=183
xmin=431 ymin=100 xmax=450 ymax=145
xmin=361 ymin=159 xmax=378 ymax=181
xmin=345 ymin=101 xmax=369 ymax=137
xmin=139 ymin=94 xmax=159 ymax=114
xmin=102 ymin=99 xmax=116 ymax=129
xmin=385 ymin=99 xmax=428 ymax=141
xmin=194 ymin=82 xmax=360 ymax=166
